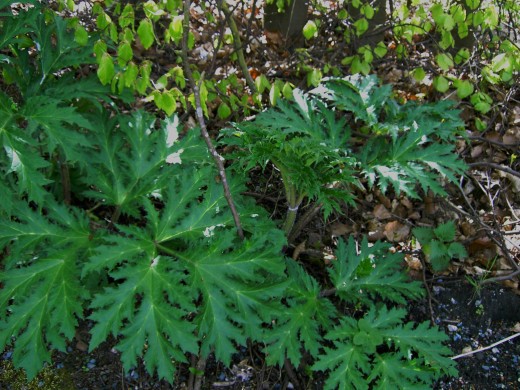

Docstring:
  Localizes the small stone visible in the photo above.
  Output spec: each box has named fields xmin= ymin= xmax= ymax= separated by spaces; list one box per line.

xmin=433 ymin=286 xmax=444 ymax=295
xmin=462 ymin=346 xmax=473 ymax=354
xmin=447 ymin=324 xmax=458 ymax=332
xmin=492 ymin=347 xmax=499 ymax=354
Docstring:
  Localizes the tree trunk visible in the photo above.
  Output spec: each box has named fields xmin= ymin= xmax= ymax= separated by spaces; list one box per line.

xmin=264 ymin=0 xmax=309 ymax=49
xmin=452 ymin=1 xmax=476 ymax=54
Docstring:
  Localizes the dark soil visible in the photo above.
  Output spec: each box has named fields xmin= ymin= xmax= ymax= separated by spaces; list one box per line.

xmin=426 ymin=281 xmax=520 ymax=389
xmin=1 ymin=280 xmax=519 ymax=389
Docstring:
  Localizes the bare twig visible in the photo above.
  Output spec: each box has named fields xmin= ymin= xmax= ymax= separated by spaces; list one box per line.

xmin=181 ymin=0 xmax=244 ymax=240
xmin=464 ymin=135 xmax=520 ymax=149
xmin=419 ymin=253 xmax=436 ymax=325
xmin=451 ymin=332 xmax=520 ymax=360
xmin=218 ymin=0 xmax=257 ymax=92
xmin=468 ymin=162 xmax=520 ymax=180
xmin=454 ymin=175 xmax=520 ymax=275
xmin=480 ymin=268 xmax=520 ymax=284
xmin=283 ymin=358 xmax=301 ymax=389
xmin=193 ymin=355 xmax=207 ymax=390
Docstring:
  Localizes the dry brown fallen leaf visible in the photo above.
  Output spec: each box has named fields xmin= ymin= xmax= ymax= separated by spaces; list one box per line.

xmin=373 ymin=204 xmax=391 ymax=220
xmin=384 ymin=221 xmax=411 ymax=242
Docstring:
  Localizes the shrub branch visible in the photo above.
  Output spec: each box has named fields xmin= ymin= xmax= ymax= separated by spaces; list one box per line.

xmin=181 ymin=0 xmax=244 ymax=240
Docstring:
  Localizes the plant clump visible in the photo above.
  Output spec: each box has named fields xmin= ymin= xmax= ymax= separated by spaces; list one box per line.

xmin=0 ymin=1 xmax=477 ymax=389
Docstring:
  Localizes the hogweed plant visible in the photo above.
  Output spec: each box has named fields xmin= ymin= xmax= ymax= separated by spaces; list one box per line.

xmin=1 ymin=3 xmax=458 ymax=389
xmin=221 ymin=74 xmax=467 ymax=238
xmin=221 ymin=89 xmax=358 ymax=235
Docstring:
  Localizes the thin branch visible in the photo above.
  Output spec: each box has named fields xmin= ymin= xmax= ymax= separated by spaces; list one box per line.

xmin=193 ymin=355 xmax=207 ymax=390
xmin=456 ymin=175 xmax=520 ymax=272
xmin=58 ymin=154 xmax=71 ymax=205
xmin=181 ymin=0 xmax=244 ymax=240
xmin=480 ymin=268 xmax=520 ymax=284
xmin=464 ymin=135 xmax=520 ymax=149
xmin=451 ymin=332 xmax=520 ymax=360
xmin=218 ymin=0 xmax=257 ymax=92
xmin=468 ymin=162 xmax=520 ymax=179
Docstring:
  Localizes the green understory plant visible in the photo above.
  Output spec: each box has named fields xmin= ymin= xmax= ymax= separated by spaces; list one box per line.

xmin=1 ymin=3 xmax=457 ymax=389
xmin=413 ymin=221 xmax=468 ymax=271
xmin=267 ymin=237 xmax=457 ymax=389
xmin=222 ymin=74 xmax=467 ymax=237
xmin=221 ymin=89 xmax=358 ymax=235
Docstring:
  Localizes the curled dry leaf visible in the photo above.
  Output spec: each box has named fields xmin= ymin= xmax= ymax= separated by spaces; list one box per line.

xmin=400 ymin=197 xmax=413 ymax=210
xmin=404 ymin=253 xmax=422 ymax=271
xmin=471 ymin=145 xmax=484 ymax=159
xmin=460 ymin=220 xmax=476 ymax=237
xmin=384 ymin=220 xmax=411 ymax=242
xmin=329 ymin=222 xmax=353 ymax=237
xmin=373 ymin=204 xmax=391 ymax=220
xmin=375 ymin=190 xmax=392 ymax=209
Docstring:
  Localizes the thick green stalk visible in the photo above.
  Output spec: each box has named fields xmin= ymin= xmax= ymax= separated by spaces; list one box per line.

xmin=280 ymin=169 xmax=305 ymax=235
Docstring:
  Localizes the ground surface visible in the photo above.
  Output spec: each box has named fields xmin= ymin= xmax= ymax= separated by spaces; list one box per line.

xmin=1 ymin=281 xmax=519 ymax=389
xmin=1 ymin=1 xmax=520 ymax=389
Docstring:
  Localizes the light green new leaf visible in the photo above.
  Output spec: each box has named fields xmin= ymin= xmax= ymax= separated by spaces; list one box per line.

xmin=436 ymin=53 xmax=454 ymax=71
xmin=137 ymin=19 xmax=155 ymax=49
xmin=303 ymin=20 xmax=318 ymax=40
xmin=97 ymin=52 xmax=115 ymax=85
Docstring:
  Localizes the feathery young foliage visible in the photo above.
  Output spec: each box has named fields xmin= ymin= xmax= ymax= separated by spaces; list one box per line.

xmin=221 ymin=88 xmax=357 ymax=234
xmin=221 ymin=74 xmax=466 ymax=235
xmin=311 ymin=75 xmax=467 ymax=198
xmin=1 ymin=4 xmax=458 ymax=387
